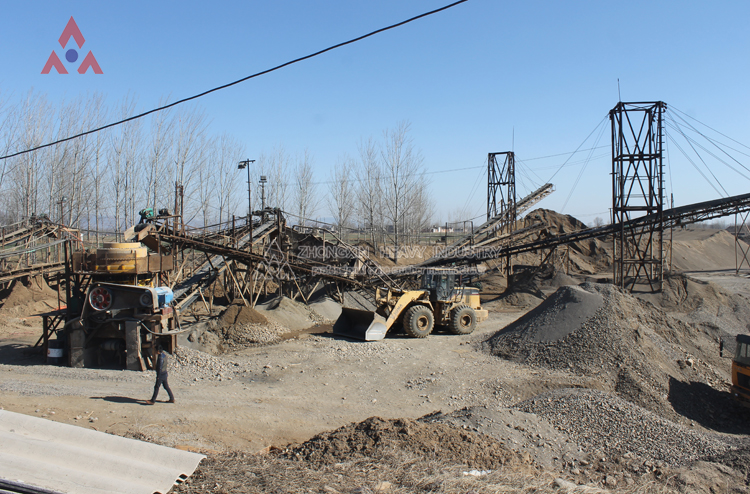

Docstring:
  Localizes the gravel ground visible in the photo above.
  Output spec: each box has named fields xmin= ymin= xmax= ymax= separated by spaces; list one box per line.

xmin=515 ymin=388 xmax=737 ymax=467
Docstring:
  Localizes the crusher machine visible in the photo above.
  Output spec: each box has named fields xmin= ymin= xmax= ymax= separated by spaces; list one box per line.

xmin=61 ymin=241 xmax=176 ymax=370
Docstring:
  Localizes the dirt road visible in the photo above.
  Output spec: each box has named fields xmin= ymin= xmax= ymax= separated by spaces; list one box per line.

xmin=0 ymin=303 xmax=545 ymax=452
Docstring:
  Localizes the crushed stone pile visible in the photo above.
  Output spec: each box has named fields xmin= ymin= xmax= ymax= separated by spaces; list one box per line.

xmin=515 ymin=389 xmax=735 ymax=467
xmin=420 ymin=406 xmax=585 ymax=471
xmin=212 ymin=303 xmax=287 ymax=348
xmin=482 ymin=282 xmax=732 ymax=424
xmin=171 ymin=346 xmax=247 ymax=382
xmin=281 ymin=416 xmax=530 ymax=470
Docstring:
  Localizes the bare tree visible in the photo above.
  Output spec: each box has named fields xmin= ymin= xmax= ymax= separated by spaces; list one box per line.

xmin=293 ymin=149 xmax=319 ymax=227
xmin=107 ymin=96 xmax=141 ymax=233
xmin=327 ymin=155 xmax=355 ymax=231
xmin=0 ymin=92 xmax=20 ymax=202
xmin=269 ymin=144 xmax=290 ymax=211
xmin=11 ymin=91 xmax=53 ymax=221
xmin=194 ymin=136 xmax=215 ymax=228
xmin=355 ymin=137 xmax=382 ymax=247
xmin=380 ymin=121 xmax=426 ymax=262
xmin=146 ymin=98 xmax=174 ymax=211
xmin=214 ymin=134 xmax=244 ymax=226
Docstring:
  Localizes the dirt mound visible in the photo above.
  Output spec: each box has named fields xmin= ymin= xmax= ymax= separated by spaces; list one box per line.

xmin=526 ymin=209 xmax=587 ymax=235
xmin=0 ymin=277 xmax=58 ymax=310
xmin=219 ymin=303 xmax=268 ymax=326
xmin=482 ymin=283 xmax=733 ymax=425
xmin=524 ymin=209 xmax=612 ymax=273
xmin=705 ymin=446 xmax=750 ymax=485
xmin=212 ymin=303 xmax=285 ymax=349
xmin=494 ymin=265 xmax=546 ymax=308
xmin=283 ymin=416 xmax=528 ymax=470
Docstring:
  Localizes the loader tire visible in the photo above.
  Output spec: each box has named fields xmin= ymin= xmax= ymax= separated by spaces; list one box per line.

xmin=403 ymin=305 xmax=434 ymax=338
xmin=449 ymin=305 xmax=476 ymax=335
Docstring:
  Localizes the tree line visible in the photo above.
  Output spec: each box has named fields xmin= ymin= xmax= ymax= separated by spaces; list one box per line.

xmin=0 ymin=91 xmax=433 ymax=254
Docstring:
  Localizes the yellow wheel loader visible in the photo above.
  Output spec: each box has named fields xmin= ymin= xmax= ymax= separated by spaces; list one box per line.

xmin=731 ymin=334 xmax=750 ymax=406
xmin=333 ymin=269 xmax=488 ymax=341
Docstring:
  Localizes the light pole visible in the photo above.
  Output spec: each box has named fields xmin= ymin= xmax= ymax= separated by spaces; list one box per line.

xmin=237 ymin=159 xmax=255 ymax=226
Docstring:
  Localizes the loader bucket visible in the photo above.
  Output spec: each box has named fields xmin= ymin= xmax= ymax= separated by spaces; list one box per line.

xmin=333 ymin=307 xmax=388 ymax=341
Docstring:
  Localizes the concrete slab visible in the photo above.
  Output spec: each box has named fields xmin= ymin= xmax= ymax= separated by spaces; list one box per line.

xmin=0 ymin=410 xmax=204 ymax=494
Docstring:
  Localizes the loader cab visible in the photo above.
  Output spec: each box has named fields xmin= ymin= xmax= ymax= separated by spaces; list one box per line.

xmin=732 ymin=334 xmax=750 ymax=405
xmin=421 ymin=271 xmax=457 ymax=301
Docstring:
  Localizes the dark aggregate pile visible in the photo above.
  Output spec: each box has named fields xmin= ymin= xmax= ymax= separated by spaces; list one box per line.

xmin=515 ymin=388 xmax=735 ymax=467
xmin=482 ymin=282 xmax=730 ymax=423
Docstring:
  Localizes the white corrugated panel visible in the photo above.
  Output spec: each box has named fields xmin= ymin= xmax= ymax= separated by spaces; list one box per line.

xmin=0 ymin=410 xmax=205 ymax=494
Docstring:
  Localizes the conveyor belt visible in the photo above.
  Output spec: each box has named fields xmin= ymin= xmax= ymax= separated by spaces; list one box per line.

xmin=429 ymin=191 xmax=750 ymax=266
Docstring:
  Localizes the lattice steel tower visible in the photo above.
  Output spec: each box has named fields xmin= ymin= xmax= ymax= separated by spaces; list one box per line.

xmin=487 ymin=152 xmax=516 ymax=235
xmin=610 ymin=101 xmax=666 ymax=292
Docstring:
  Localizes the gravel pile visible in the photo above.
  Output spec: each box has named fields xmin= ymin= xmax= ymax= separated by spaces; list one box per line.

xmin=171 ymin=346 xmax=246 ymax=382
xmin=420 ymin=406 xmax=585 ymax=471
xmin=216 ymin=320 xmax=288 ymax=348
xmin=308 ymin=336 xmax=405 ymax=359
xmin=210 ymin=303 xmax=290 ymax=349
xmin=482 ymin=282 xmax=729 ymax=421
xmin=515 ymin=388 xmax=734 ymax=467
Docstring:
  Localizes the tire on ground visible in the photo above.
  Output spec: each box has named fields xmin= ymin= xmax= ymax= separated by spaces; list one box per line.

xmin=449 ymin=305 xmax=477 ymax=335
xmin=403 ymin=305 xmax=434 ymax=338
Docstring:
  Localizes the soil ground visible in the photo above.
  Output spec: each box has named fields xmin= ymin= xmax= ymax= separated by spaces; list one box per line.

xmin=2 ymin=225 xmax=750 ymax=493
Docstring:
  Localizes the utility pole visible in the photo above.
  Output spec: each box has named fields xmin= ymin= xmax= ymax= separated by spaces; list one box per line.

xmin=57 ymin=196 xmax=67 ymax=226
xmin=259 ymin=175 xmax=267 ymax=211
xmin=238 ymin=159 xmax=255 ymax=227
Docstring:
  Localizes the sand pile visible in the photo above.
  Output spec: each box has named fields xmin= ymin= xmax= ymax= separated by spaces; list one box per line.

xmin=482 ymin=283 xmax=733 ymax=425
xmin=256 ymin=296 xmax=327 ymax=330
xmin=547 ymin=269 xmax=578 ymax=288
xmin=0 ymin=277 xmax=59 ymax=314
xmin=496 ymin=265 xmax=547 ymax=308
xmin=282 ymin=416 xmax=529 ymax=470
xmin=671 ymin=228 xmax=748 ymax=272
xmin=652 ymin=274 xmax=750 ymax=338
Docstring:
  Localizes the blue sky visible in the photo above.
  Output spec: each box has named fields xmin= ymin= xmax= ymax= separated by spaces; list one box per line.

xmin=2 ymin=0 xmax=749 ymax=224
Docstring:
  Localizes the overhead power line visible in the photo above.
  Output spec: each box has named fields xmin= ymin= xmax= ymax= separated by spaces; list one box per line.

xmin=0 ymin=0 xmax=469 ymax=161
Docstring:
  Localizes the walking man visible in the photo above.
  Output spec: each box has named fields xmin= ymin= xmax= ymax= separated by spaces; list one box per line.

xmin=146 ymin=345 xmax=174 ymax=404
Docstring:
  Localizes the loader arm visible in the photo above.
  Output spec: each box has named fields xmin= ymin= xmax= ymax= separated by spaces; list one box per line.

xmin=333 ymin=290 xmax=429 ymax=341
xmin=383 ymin=290 xmax=430 ymax=329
